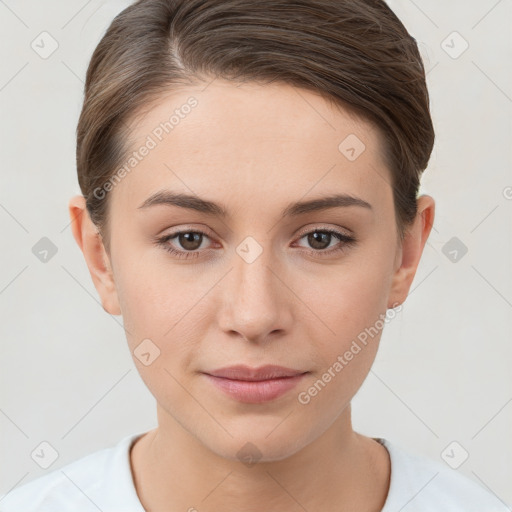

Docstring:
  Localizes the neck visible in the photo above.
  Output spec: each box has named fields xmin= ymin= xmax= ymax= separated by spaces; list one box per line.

xmin=130 ymin=404 xmax=390 ymax=512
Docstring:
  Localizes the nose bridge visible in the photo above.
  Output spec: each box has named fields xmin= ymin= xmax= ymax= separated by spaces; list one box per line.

xmin=219 ymin=236 xmax=289 ymax=340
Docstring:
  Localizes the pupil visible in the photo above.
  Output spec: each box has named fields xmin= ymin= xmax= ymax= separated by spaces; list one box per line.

xmin=309 ymin=231 xmax=330 ymax=250
xmin=180 ymin=232 xmax=202 ymax=250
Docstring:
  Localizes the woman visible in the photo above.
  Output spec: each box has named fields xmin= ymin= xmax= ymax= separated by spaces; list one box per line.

xmin=1 ymin=0 xmax=506 ymax=510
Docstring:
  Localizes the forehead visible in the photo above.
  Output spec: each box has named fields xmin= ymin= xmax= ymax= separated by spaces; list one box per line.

xmin=111 ymin=79 xmax=392 ymax=215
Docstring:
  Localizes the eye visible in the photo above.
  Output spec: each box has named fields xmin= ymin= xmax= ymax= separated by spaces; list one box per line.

xmin=155 ymin=229 xmax=212 ymax=260
xmin=294 ymin=228 xmax=357 ymax=256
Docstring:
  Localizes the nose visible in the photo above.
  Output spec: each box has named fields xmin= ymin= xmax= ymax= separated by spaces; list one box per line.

xmin=217 ymin=242 xmax=293 ymax=344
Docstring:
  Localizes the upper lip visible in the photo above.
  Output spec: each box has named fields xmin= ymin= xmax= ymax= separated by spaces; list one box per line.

xmin=205 ymin=365 xmax=307 ymax=381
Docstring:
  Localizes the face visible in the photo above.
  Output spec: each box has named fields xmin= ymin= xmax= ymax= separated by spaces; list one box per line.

xmin=87 ymin=79 xmax=407 ymax=461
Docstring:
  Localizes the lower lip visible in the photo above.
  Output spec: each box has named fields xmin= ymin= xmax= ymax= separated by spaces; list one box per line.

xmin=204 ymin=373 xmax=307 ymax=403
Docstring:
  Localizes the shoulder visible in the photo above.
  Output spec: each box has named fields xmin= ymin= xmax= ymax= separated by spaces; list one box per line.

xmin=377 ymin=437 xmax=509 ymax=512
xmin=0 ymin=432 xmax=146 ymax=512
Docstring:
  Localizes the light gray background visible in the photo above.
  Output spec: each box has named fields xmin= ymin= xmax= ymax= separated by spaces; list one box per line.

xmin=1 ymin=0 xmax=511 ymax=505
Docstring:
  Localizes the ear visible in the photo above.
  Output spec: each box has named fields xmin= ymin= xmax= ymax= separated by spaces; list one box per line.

xmin=387 ymin=195 xmax=435 ymax=308
xmin=68 ymin=195 xmax=121 ymax=316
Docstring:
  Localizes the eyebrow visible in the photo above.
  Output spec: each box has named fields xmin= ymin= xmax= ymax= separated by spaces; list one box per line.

xmin=137 ymin=190 xmax=372 ymax=217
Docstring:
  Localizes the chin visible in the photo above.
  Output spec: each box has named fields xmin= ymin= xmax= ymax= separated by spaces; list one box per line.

xmin=198 ymin=417 xmax=314 ymax=464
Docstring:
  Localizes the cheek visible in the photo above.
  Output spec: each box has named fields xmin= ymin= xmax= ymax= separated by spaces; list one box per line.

xmin=304 ymin=248 xmax=393 ymax=387
xmin=320 ymin=255 xmax=392 ymax=340
xmin=113 ymin=265 xmax=194 ymax=398
xmin=296 ymin=275 xmax=388 ymax=416
xmin=114 ymin=248 xmax=205 ymax=337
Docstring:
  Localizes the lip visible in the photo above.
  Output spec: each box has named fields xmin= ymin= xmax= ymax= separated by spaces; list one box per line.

xmin=206 ymin=364 xmax=306 ymax=381
xmin=203 ymin=365 xmax=308 ymax=403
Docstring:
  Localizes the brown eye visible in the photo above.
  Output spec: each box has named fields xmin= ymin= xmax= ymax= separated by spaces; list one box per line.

xmin=307 ymin=231 xmax=333 ymax=250
xmin=177 ymin=232 xmax=203 ymax=251
xmin=156 ymin=229 xmax=212 ymax=260
xmin=295 ymin=228 xmax=357 ymax=257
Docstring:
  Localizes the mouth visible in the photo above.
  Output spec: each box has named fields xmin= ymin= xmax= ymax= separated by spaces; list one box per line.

xmin=202 ymin=365 xmax=309 ymax=403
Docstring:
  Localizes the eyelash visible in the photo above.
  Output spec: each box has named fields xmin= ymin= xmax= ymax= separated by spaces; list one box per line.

xmin=155 ymin=228 xmax=357 ymax=260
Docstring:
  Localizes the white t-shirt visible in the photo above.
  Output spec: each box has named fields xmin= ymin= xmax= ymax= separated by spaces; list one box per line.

xmin=0 ymin=431 xmax=508 ymax=511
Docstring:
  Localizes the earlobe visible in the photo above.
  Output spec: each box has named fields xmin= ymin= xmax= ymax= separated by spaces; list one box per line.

xmin=67 ymin=195 xmax=122 ymax=316
xmin=387 ymin=195 xmax=435 ymax=309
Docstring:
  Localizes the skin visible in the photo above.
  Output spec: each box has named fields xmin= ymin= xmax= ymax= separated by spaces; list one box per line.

xmin=69 ymin=79 xmax=435 ymax=512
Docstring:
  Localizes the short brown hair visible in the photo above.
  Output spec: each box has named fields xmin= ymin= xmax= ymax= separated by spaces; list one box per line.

xmin=76 ymin=0 xmax=435 ymax=253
